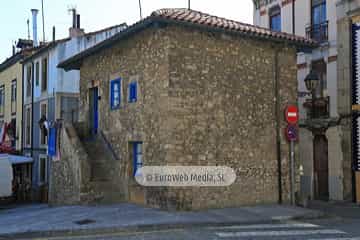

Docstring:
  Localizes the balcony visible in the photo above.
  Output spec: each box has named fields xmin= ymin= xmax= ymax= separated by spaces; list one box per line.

xmin=303 ymin=96 xmax=330 ymax=119
xmin=306 ymin=21 xmax=328 ymax=43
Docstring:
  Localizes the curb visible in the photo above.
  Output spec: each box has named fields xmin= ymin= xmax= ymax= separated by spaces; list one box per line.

xmin=0 ymin=211 xmax=327 ymax=239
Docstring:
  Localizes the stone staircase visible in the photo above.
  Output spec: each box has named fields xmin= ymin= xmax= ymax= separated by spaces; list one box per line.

xmin=73 ymin=123 xmax=123 ymax=204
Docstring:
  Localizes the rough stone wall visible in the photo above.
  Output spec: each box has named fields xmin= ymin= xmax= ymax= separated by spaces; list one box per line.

xmin=49 ymin=123 xmax=90 ymax=205
xmin=337 ymin=16 xmax=354 ymax=201
xmin=160 ymin=26 xmax=297 ymax=209
xmin=78 ymin=24 xmax=298 ymax=209
xmin=79 ymin=27 xmax=171 ymax=205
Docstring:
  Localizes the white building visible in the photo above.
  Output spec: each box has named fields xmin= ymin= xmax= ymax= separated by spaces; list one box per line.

xmin=253 ymin=0 xmax=357 ymax=202
xmin=21 ymin=9 xmax=127 ymax=201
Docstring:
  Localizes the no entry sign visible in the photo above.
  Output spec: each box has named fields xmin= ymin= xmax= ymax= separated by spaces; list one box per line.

xmin=285 ymin=105 xmax=299 ymax=124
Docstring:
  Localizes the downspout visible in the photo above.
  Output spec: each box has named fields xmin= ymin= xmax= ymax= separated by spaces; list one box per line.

xmin=31 ymin=61 xmax=34 ymax=157
xmin=274 ymin=47 xmax=282 ymax=204
xmin=21 ymin=60 xmax=25 ymax=153
xmin=292 ymin=0 xmax=295 ymax=35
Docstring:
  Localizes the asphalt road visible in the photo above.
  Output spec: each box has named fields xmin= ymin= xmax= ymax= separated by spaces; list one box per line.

xmin=17 ymin=218 xmax=360 ymax=240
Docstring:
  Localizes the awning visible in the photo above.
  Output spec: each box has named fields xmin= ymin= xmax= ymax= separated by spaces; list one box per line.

xmin=0 ymin=154 xmax=33 ymax=165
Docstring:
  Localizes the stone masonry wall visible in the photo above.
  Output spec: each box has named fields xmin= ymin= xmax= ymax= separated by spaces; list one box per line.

xmin=337 ymin=16 xmax=355 ymax=201
xmin=158 ymin=26 xmax=298 ymax=209
xmin=78 ymin=24 xmax=298 ymax=209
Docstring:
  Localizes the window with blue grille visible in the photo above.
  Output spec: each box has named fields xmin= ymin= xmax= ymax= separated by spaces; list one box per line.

xmin=133 ymin=142 xmax=143 ymax=176
xmin=110 ymin=78 xmax=121 ymax=110
xmin=128 ymin=82 xmax=137 ymax=103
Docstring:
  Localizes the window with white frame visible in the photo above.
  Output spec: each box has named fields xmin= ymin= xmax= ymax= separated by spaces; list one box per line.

xmin=25 ymin=107 xmax=31 ymax=146
xmin=11 ymin=79 xmax=16 ymax=114
xmin=40 ymin=102 xmax=47 ymax=146
xmin=0 ymin=85 xmax=4 ymax=117
xmin=38 ymin=155 xmax=47 ymax=184
xmin=41 ymin=58 xmax=48 ymax=92
xmin=35 ymin=62 xmax=40 ymax=87
xmin=26 ymin=65 xmax=32 ymax=97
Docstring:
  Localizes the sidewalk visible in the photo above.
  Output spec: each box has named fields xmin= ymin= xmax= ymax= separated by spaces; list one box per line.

xmin=307 ymin=200 xmax=360 ymax=219
xmin=0 ymin=203 xmax=324 ymax=238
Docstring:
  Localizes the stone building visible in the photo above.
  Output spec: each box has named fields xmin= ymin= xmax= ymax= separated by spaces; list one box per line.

xmin=253 ymin=0 xmax=360 ymax=203
xmin=337 ymin=0 xmax=360 ymax=203
xmin=55 ymin=8 xmax=316 ymax=209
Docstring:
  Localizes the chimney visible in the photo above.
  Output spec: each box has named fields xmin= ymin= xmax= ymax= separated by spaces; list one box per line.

xmin=76 ymin=14 xmax=80 ymax=29
xmin=12 ymin=45 xmax=16 ymax=55
xmin=69 ymin=10 xmax=84 ymax=38
xmin=52 ymin=26 xmax=56 ymax=42
xmin=31 ymin=9 xmax=39 ymax=47
xmin=72 ymin=9 xmax=76 ymax=28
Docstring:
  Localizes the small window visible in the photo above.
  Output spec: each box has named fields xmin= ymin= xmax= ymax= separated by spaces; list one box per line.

xmin=0 ymin=85 xmax=4 ymax=116
xmin=269 ymin=6 xmax=281 ymax=32
xmin=11 ymin=79 xmax=16 ymax=114
xmin=25 ymin=107 xmax=31 ymax=146
xmin=128 ymin=82 xmax=137 ymax=103
xmin=41 ymin=58 xmax=48 ymax=92
xmin=133 ymin=142 xmax=143 ymax=176
xmin=39 ymin=156 xmax=47 ymax=184
xmin=35 ymin=62 xmax=39 ymax=86
xmin=26 ymin=65 xmax=32 ymax=97
xmin=110 ymin=78 xmax=121 ymax=110
xmin=40 ymin=103 xmax=47 ymax=146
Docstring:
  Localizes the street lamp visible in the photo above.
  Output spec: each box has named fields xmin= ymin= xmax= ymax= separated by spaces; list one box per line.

xmin=304 ymin=70 xmax=320 ymax=118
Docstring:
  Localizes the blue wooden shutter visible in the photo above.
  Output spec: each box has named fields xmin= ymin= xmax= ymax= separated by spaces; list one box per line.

xmin=110 ymin=80 xmax=114 ymax=109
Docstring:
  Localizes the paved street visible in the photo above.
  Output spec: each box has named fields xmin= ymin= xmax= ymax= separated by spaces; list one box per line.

xmin=12 ymin=219 xmax=360 ymax=240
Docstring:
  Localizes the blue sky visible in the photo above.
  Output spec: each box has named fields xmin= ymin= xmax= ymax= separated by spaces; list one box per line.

xmin=0 ymin=0 xmax=253 ymax=62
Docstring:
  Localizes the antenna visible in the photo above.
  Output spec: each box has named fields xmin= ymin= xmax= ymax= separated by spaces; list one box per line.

xmin=138 ymin=0 xmax=143 ymax=20
xmin=188 ymin=0 xmax=190 ymax=10
xmin=41 ymin=0 xmax=45 ymax=42
xmin=27 ymin=19 xmax=30 ymax=40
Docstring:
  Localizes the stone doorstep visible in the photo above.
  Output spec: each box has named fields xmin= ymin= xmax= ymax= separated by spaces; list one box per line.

xmin=0 ymin=209 xmax=326 ymax=239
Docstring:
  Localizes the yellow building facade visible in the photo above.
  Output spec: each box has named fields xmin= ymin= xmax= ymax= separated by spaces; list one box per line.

xmin=0 ymin=53 xmax=24 ymax=151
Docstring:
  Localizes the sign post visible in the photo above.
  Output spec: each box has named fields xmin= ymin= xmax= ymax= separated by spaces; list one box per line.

xmin=285 ymin=105 xmax=298 ymax=205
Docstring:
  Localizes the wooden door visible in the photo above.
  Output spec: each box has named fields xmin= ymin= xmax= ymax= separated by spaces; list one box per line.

xmin=313 ymin=134 xmax=329 ymax=200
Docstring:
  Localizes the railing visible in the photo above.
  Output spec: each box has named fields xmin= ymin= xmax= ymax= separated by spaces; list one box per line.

xmin=306 ymin=21 xmax=329 ymax=43
xmin=303 ymin=96 xmax=330 ymax=119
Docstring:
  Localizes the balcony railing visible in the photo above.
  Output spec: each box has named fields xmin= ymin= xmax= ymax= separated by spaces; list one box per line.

xmin=306 ymin=21 xmax=329 ymax=43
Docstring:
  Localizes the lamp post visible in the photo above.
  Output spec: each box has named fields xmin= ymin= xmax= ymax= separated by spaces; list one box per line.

xmin=304 ymin=70 xmax=320 ymax=118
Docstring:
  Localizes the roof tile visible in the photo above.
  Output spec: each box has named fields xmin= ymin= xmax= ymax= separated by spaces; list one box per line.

xmin=152 ymin=8 xmax=316 ymax=46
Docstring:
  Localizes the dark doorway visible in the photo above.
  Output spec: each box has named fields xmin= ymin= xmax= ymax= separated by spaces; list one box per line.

xmin=313 ymin=134 xmax=329 ymax=200
xmin=89 ymin=87 xmax=99 ymax=136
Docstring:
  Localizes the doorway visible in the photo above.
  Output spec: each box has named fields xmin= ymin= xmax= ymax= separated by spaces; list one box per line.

xmin=89 ymin=87 xmax=99 ymax=136
xmin=313 ymin=134 xmax=329 ymax=200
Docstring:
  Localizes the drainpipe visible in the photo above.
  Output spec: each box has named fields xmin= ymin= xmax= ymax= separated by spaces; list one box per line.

xmin=31 ymin=61 xmax=34 ymax=158
xmin=292 ymin=0 xmax=295 ymax=35
xmin=274 ymin=47 xmax=282 ymax=204
xmin=21 ymin=61 xmax=25 ymax=153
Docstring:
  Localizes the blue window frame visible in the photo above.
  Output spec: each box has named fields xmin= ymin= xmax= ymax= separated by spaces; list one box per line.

xmin=110 ymin=78 xmax=121 ymax=110
xmin=270 ymin=12 xmax=281 ymax=32
xmin=128 ymin=82 xmax=137 ymax=103
xmin=312 ymin=0 xmax=326 ymax=26
xmin=133 ymin=142 xmax=143 ymax=176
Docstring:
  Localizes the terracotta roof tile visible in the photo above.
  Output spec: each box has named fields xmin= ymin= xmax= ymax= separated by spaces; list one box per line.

xmin=152 ymin=8 xmax=316 ymax=46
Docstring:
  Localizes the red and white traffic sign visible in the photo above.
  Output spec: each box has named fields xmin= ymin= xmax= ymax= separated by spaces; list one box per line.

xmin=285 ymin=105 xmax=299 ymax=124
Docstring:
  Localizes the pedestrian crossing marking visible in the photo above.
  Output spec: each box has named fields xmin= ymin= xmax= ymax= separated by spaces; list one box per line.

xmin=208 ymin=222 xmax=319 ymax=230
xmin=216 ymin=229 xmax=346 ymax=238
xmin=308 ymin=238 xmax=360 ymax=240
